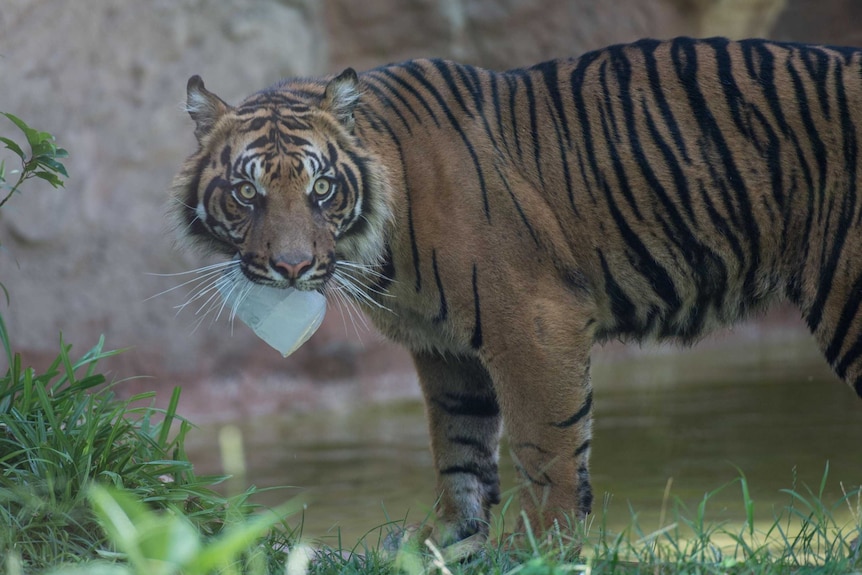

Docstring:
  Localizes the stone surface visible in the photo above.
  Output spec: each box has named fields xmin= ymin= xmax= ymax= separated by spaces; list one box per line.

xmin=0 ymin=0 xmax=842 ymax=420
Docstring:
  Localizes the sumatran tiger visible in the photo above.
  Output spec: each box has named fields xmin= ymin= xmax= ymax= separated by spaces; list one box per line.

xmin=171 ymin=37 xmax=862 ymax=553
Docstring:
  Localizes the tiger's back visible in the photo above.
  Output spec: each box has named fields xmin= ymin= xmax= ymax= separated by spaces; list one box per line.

xmin=358 ymin=38 xmax=862 ymax=359
xmin=173 ymin=36 xmax=862 ymax=551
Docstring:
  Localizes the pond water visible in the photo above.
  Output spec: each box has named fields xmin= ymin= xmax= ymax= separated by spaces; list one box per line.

xmin=185 ymin=332 xmax=862 ymax=548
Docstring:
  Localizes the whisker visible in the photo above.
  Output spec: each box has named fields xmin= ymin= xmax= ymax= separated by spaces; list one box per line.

xmin=230 ymin=280 xmax=258 ymax=333
xmin=174 ymin=270 xmax=235 ymax=314
xmin=214 ymin=270 xmax=249 ymax=323
xmin=333 ymin=269 xmax=393 ymax=311
xmin=335 ymin=264 xmax=395 ymax=299
xmin=144 ymin=260 xmax=239 ymax=302
xmin=328 ymin=282 xmax=368 ymax=339
xmin=147 ymin=260 xmax=237 ymax=277
xmin=146 ymin=269 xmax=226 ymax=302
xmin=328 ymin=285 xmax=358 ymax=339
xmin=335 ymin=260 xmax=392 ymax=281
xmin=331 ymin=269 xmax=393 ymax=315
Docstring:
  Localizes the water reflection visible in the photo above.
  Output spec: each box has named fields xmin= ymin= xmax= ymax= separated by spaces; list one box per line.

xmin=185 ymin=333 xmax=862 ymax=546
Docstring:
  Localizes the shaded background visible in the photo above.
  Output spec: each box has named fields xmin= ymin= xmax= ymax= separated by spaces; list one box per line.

xmin=2 ymin=0 xmax=862 ymax=421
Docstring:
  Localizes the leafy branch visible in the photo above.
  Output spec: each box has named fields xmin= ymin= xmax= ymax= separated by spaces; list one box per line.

xmin=0 ymin=111 xmax=68 ymax=209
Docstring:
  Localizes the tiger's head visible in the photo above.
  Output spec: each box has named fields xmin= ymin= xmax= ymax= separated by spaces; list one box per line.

xmin=171 ymin=69 xmax=392 ymax=294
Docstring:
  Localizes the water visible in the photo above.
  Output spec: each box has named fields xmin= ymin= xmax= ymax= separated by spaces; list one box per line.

xmin=185 ymin=332 xmax=862 ymax=547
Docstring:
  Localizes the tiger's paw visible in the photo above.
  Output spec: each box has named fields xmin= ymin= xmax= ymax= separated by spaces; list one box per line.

xmin=382 ymin=522 xmax=488 ymax=563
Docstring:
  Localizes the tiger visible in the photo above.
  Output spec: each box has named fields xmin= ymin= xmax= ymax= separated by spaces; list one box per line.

xmin=172 ymin=36 xmax=862 ymax=552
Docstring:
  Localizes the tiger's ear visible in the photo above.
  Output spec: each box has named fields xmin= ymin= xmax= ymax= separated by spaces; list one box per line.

xmin=322 ymin=68 xmax=360 ymax=133
xmin=186 ymin=75 xmax=230 ymax=142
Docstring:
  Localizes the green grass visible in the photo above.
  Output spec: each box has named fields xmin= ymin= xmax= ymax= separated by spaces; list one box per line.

xmin=0 ymin=312 xmax=298 ymax=574
xmin=1 ymin=311 xmax=860 ymax=574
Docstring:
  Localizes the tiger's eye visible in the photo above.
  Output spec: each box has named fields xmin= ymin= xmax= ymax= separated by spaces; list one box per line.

xmin=313 ymin=177 xmax=333 ymax=199
xmin=237 ymin=183 xmax=257 ymax=201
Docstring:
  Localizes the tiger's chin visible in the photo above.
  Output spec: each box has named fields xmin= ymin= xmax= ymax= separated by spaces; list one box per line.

xmin=241 ymin=273 xmax=328 ymax=293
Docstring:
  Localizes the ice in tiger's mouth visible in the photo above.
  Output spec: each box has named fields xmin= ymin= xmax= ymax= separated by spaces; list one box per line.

xmin=217 ymin=271 xmax=327 ymax=357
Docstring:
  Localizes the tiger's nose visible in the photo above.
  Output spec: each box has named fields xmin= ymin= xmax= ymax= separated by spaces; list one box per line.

xmin=272 ymin=254 xmax=314 ymax=280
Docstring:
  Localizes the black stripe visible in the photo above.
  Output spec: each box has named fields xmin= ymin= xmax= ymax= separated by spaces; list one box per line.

xmin=431 ymin=249 xmax=448 ymax=323
xmin=403 ymin=62 xmax=491 ymax=221
xmin=612 ymin=47 xmax=697 ymax=253
xmin=219 ymin=144 xmax=232 ymax=169
xmin=596 ymin=58 xmax=644 ymax=221
xmin=638 ymin=39 xmax=692 ymax=165
xmin=471 ymin=264 xmax=483 ymax=349
xmin=561 ymin=266 xmax=590 ymax=294
xmin=338 ymin=163 xmax=362 ymax=231
xmin=807 ymin=59 xmax=858 ymax=330
xmin=742 ymin=40 xmax=816 ymax=215
xmin=672 ymin=38 xmax=767 ymax=311
xmin=710 ymin=38 xmax=769 ymax=228
xmin=573 ymin=439 xmax=591 ymax=458
xmin=542 ymin=83 xmax=578 ymax=216
xmin=490 ymin=72 xmax=511 ymax=157
xmin=824 ymin=277 xmax=862 ymax=369
xmin=185 ymin=153 xmax=212 ymax=226
xmin=433 ymin=392 xmax=499 ymax=418
xmin=800 ymin=45 xmax=832 ymax=120
xmin=573 ymin=140 xmax=598 ymax=204
xmin=605 ymin=181 xmax=682 ymax=312
xmin=704 ymin=39 xmax=764 ymax=301
xmin=515 ymin=464 xmax=552 ymax=487
xmin=598 ymin=250 xmax=638 ymax=335
xmin=514 ymin=442 xmax=550 ymax=455
xmin=835 ymin=334 xmax=862 ymax=383
xmin=638 ymin=97 xmax=730 ymax=328
xmin=455 ymin=63 xmax=485 ymax=113
xmin=356 ymin=108 xmax=423 ymax=292
xmin=506 ymin=74 xmax=523 ymax=161
xmin=449 ymin=435 xmax=494 ymax=458
xmin=440 ymin=463 xmax=498 ymax=485
xmin=362 ymin=82 xmax=414 ymax=134
xmin=695 ymin=179 xmax=746 ymax=303
xmin=534 ymin=60 xmax=571 ymax=145
xmin=495 ymin=164 xmax=540 ymax=246
xmin=577 ymin=463 xmax=593 ymax=514
xmin=431 ymin=59 xmax=473 ymax=118
xmin=372 ymin=242 xmax=395 ymax=293
xmin=374 ymin=67 xmax=441 ymax=128
xmin=552 ymin=391 xmax=593 ymax=429
xmin=517 ymin=71 xmax=544 ymax=187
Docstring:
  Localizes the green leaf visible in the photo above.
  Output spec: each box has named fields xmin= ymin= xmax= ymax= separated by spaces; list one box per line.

xmin=0 ymin=136 xmax=25 ymax=161
xmin=90 ymin=485 xmax=202 ymax=572
xmin=35 ymin=156 xmax=68 ymax=177
xmin=194 ymin=501 xmax=301 ymax=572
xmin=0 ymin=112 xmax=37 ymax=142
xmin=0 ymin=313 xmax=12 ymax=368
xmin=31 ymin=171 xmax=64 ymax=188
xmin=30 ymin=140 xmax=56 ymax=158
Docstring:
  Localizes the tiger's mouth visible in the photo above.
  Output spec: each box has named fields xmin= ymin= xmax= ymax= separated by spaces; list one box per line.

xmin=237 ymin=252 xmax=333 ymax=292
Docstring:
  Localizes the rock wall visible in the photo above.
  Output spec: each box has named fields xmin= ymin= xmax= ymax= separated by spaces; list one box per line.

xmin=0 ymin=0 xmax=843 ymax=419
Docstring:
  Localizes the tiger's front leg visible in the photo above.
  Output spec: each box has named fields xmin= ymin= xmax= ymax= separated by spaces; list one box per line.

xmin=412 ymin=350 xmax=503 ymax=547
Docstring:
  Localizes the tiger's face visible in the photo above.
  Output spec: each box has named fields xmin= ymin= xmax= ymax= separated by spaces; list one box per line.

xmin=173 ymin=70 xmax=391 ymax=293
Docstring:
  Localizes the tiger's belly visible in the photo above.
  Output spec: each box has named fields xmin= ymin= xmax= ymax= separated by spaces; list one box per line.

xmin=365 ymin=301 xmax=475 ymax=356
